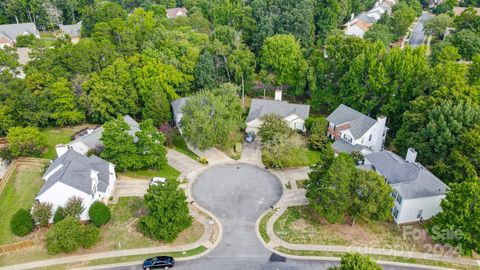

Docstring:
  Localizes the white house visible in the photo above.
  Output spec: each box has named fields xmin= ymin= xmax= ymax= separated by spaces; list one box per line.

xmin=245 ymin=91 xmax=310 ymax=133
xmin=0 ymin=23 xmax=40 ymax=48
xmin=360 ymin=148 xmax=449 ymax=224
xmin=166 ymin=7 xmax=188 ymax=19
xmin=56 ymin=115 xmax=140 ymax=156
xmin=326 ymin=104 xmax=388 ymax=155
xmin=344 ymin=0 xmax=396 ymax=38
xmin=36 ymin=150 xmax=116 ymax=221
xmin=58 ymin=21 xmax=82 ymax=43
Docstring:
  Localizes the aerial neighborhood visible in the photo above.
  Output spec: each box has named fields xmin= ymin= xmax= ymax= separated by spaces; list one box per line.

xmin=0 ymin=0 xmax=479 ymax=270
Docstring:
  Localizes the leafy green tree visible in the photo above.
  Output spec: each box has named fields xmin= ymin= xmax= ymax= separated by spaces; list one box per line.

xmin=46 ymin=216 xmax=100 ymax=254
xmin=88 ymin=201 xmax=111 ymax=227
xmin=83 ymin=58 xmax=139 ymax=123
xmin=136 ymin=119 xmax=167 ymax=170
xmin=449 ymin=29 xmax=480 ymax=60
xmin=81 ymin=2 xmax=128 ymax=37
xmin=10 ymin=209 xmax=35 ymax=237
xmin=48 ymin=78 xmax=85 ymax=126
xmin=469 ymin=54 xmax=480 ymax=86
xmin=181 ymin=84 xmax=243 ymax=150
xmin=0 ymin=46 xmax=20 ymax=75
xmin=6 ymin=126 xmax=47 ymax=158
xmin=427 ymin=179 xmax=480 ymax=256
xmin=15 ymin=34 xmax=36 ymax=47
xmin=307 ymin=154 xmax=355 ymax=223
xmin=430 ymin=42 xmax=461 ymax=65
xmin=258 ymin=114 xmax=294 ymax=144
xmin=32 ymin=202 xmax=53 ymax=227
xmin=454 ymin=7 xmax=480 ymax=32
xmin=260 ymin=34 xmax=308 ymax=96
xmin=101 ymin=116 xmax=139 ymax=171
xmin=139 ymin=179 xmax=192 ymax=242
xmin=349 ymin=170 xmax=393 ymax=226
xmin=433 ymin=125 xmax=480 ymax=184
xmin=364 ymin=24 xmax=394 ymax=46
xmin=63 ymin=196 xmax=85 ymax=219
xmin=329 ymin=253 xmax=381 ymax=270
xmin=227 ymin=45 xmax=255 ymax=107
xmin=249 ymin=0 xmax=315 ymax=50
xmin=395 ymin=98 xmax=480 ymax=166
xmin=424 ymin=14 xmax=453 ymax=40
xmin=307 ymin=153 xmax=392 ymax=224
xmin=305 ymin=116 xmax=328 ymax=150
xmin=389 ymin=2 xmax=416 ymax=38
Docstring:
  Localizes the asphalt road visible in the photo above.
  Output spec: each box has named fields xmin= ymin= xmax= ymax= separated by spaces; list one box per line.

xmin=409 ymin=12 xmax=434 ymax=47
xmin=110 ymin=164 xmax=434 ymax=270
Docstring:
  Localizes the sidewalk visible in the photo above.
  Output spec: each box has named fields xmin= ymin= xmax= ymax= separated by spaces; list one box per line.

xmin=263 ymin=207 xmax=480 ymax=267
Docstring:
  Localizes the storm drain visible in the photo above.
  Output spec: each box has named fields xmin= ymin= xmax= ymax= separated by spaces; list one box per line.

xmin=269 ymin=253 xmax=286 ymax=262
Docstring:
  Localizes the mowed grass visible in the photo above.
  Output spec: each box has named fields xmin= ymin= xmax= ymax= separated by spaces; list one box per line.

xmin=171 ymin=133 xmax=198 ymax=160
xmin=274 ymin=205 xmax=436 ymax=253
xmin=122 ymin=164 xmax=181 ymax=181
xmin=98 ymin=197 xmax=204 ymax=251
xmin=41 ymin=124 xmax=90 ymax=160
xmin=0 ymin=164 xmax=44 ymax=244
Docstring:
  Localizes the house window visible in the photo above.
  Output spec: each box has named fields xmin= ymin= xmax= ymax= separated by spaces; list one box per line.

xmin=392 ymin=206 xmax=399 ymax=219
xmin=368 ymin=134 xmax=372 ymax=141
xmin=396 ymin=194 xmax=403 ymax=205
xmin=417 ymin=209 xmax=423 ymax=219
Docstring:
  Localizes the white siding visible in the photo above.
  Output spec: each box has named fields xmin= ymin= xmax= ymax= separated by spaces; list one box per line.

xmin=345 ymin=25 xmax=366 ymax=38
xmin=36 ymin=182 xmax=95 ymax=221
xmin=246 ymin=119 xmax=263 ymax=134
xmin=394 ymin=195 xmax=445 ymax=224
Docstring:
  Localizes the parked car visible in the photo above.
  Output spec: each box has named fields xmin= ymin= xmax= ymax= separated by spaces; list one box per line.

xmin=143 ymin=256 xmax=175 ymax=269
xmin=150 ymin=177 xmax=166 ymax=186
xmin=245 ymin=131 xmax=255 ymax=143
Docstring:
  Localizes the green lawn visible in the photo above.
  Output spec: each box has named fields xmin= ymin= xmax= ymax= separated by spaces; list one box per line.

xmin=101 ymin=197 xmax=204 ymax=250
xmin=0 ymin=164 xmax=44 ymax=244
xmin=122 ymin=164 xmax=181 ymax=180
xmin=259 ymin=210 xmax=275 ymax=243
xmin=41 ymin=125 xmax=90 ymax=160
xmin=274 ymin=205 xmax=438 ymax=253
xmin=305 ymin=148 xmax=321 ymax=165
xmin=172 ymin=132 xmax=198 ymax=160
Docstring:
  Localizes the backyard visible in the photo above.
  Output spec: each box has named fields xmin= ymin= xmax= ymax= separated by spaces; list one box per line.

xmin=274 ymin=205 xmax=438 ymax=253
xmin=0 ymin=163 xmax=45 ymax=245
xmin=41 ymin=124 xmax=91 ymax=160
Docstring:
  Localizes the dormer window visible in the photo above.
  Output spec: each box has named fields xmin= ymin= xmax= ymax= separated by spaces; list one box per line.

xmin=368 ymin=134 xmax=372 ymax=141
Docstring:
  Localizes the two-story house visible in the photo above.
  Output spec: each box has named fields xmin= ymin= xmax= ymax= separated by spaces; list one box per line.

xmin=326 ymin=104 xmax=388 ymax=155
xmin=36 ymin=150 xmax=116 ymax=221
xmin=359 ymin=148 xmax=449 ymax=224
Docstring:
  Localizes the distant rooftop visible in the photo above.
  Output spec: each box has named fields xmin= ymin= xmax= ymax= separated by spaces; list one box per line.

xmin=59 ymin=21 xmax=82 ymax=37
xmin=246 ymin=99 xmax=310 ymax=123
xmin=166 ymin=7 xmax=188 ymax=18
xmin=0 ymin=23 xmax=39 ymax=42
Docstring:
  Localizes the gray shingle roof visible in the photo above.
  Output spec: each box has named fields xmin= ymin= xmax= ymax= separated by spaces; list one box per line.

xmin=364 ymin=151 xmax=449 ymax=199
xmin=0 ymin=23 xmax=39 ymax=42
xmin=331 ymin=139 xmax=368 ymax=154
xmin=58 ymin=21 xmax=82 ymax=37
xmin=357 ymin=12 xmax=378 ymax=24
xmin=171 ymin=97 xmax=189 ymax=117
xmin=39 ymin=150 xmax=111 ymax=196
xmin=326 ymin=104 xmax=377 ymax=139
xmin=68 ymin=115 xmax=140 ymax=149
xmin=246 ymin=99 xmax=310 ymax=123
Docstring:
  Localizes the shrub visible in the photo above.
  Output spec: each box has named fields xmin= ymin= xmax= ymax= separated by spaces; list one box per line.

xmin=158 ymin=122 xmax=175 ymax=146
xmin=46 ymin=216 xmax=100 ymax=254
xmin=10 ymin=209 xmax=35 ymax=236
xmin=258 ymin=114 xmax=293 ymax=144
xmin=306 ymin=116 xmax=329 ymax=150
xmin=63 ymin=196 xmax=85 ymax=219
xmin=81 ymin=225 xmax=100 ymax=248
xmin=53 ymin=207 xmax=65 ymax=224
xmin=197 ymin=157 xmax=208 ymax=165
xmin=329 ymin=253 xmax=381 ymax=270
xmin=32 ymin=202 xmax=53 ymax=227
xmin=88 ymin=201 xmax=111 ymax=227
xmin=15 ymin=34 xmax=36 ymax=47
xmin=6 ymin=127 xmax=47 ymax=158
xmin=262 ymin=134 xmax=307 ymax=168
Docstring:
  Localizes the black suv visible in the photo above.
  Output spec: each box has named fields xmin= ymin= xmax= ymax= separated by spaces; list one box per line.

xmin=143 ymin=256 xmax=175 ymax=269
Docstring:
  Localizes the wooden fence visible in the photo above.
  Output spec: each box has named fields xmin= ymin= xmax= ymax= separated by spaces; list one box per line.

xmin=0 ymin=240 xmax=36 ymax=254
xmin=0 ymin=158 xmax=49 ymax=196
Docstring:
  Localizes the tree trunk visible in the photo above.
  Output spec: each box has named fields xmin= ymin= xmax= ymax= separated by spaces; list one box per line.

xmin=15 ymin=15 xmax=19 ymax=24
xmin=223 ymin=55 xmax=231 ymax=82
xmin=241 ymin=75 xmax=245 ymax=108
xmin=351 ymin=217 xmax=356 ymax=227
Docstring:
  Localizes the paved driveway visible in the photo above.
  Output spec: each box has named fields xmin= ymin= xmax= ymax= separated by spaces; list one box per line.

xmin=113 ymin=180 xmax=149 ymax=198
xmin=409 ymin=12 xmax=434 ymax=47
xmin=240 ymin=139 xmax=262 ymax=165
